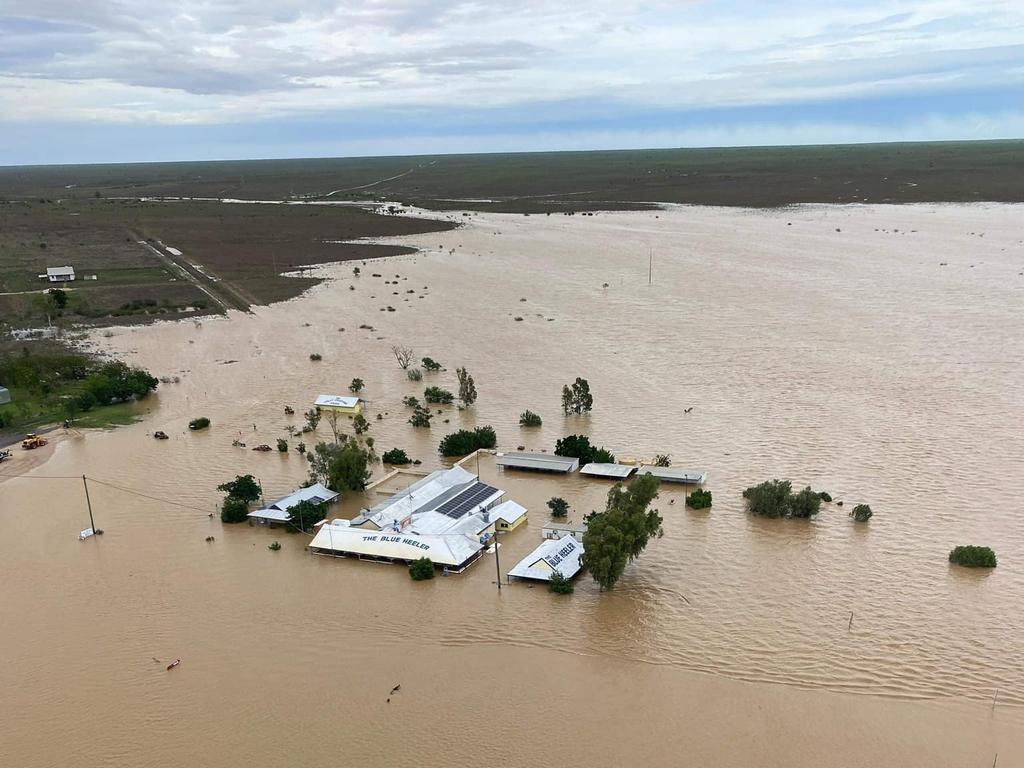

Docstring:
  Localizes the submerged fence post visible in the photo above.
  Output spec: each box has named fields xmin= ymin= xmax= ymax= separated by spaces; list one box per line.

xmin=991 ymin=688 xmax=999 ymax=710
xmin=848 ymin=611 xmax=854 ymax=630
xmin=82 ymin=475 xmax=97 ymax=533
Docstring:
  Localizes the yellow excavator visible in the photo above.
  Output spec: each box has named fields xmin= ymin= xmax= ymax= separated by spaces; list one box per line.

xmin=21 ymin=433 xmax=48 ymax=450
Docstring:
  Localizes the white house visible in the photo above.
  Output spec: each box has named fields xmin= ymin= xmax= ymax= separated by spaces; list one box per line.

xmin=43 ymin=266 xmax=75 ymax=283
xmin=508 ymin=535 xmax=585 ymax=582
xmin=247 ymin=482 xmax=339 ymax=525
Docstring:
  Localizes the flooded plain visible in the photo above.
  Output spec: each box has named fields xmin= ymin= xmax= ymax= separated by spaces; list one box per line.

xmin=2 ymin=203 xmax=1023 ymax=766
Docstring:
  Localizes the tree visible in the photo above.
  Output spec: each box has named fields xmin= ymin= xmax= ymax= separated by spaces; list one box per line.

xmin=48 ymin=288 xmax=68 ymax=311
xmin=685 ymin=489 xmax=712 ymax=509
xmin=653 ymin=454 xmax=671 ymax=467
xmin=288 ymin=499 xmax=324 ymax=533
xmin=582 ymin=474 xmax=663 ymax=590
xmin=353 ymin=266 xmax=360 ymax=276
xmin=742 ymin=479 xmax=792 ymax=518
xmin=352 ymin=413 xmax=369 ymax=435
xmin=948 ymin=545 xmax=997 ymax=568
xmin=408 ymin=405 xmax=432 ymax=428
xmin=382 ymin=448 xmax=410 ymax=464
xmin=423 ymin=386 xmax=453 ymax=404
xmin=421 ymin=357 xmax=442 ymax=372
xmin=304 ymin=408 xmax=321 ymax=431
xmin=220 ymin=496 xmax=250 ymax=524
xmin=407 ymin=368 xmax=423 ymax=381
xmin=323 ymin=409 xmax=344 ymax=443
xmin=391 ymin=344 xmax=415 ymax=369
xmin=519 ymin=410 xmax=542 ymax=427
xmin=409 ymin=557 xmax=435 ymax=580
xmin=276 ymin=438 xmax=288 ymax=452
xmin=402 ymin=395 xmax=420 ymax=408
xmin=554 ymin=434 xmax=614 ymax=467
xmin=457 ymin=366 xmax=477 ymax=406
xmin=189 ymin=416 xmax=210 ymax=430
xmin=562 ymin=377 xmax=593 ymax=415
xmin=547 ymin=497 xmax=569 ymax=518
xmin=217 ymin=474 xmax=262 ymax=504
xmin=438 ymin=426 xmax=497 ymax=456
xmin=549 ymin=571 xmax=574 ymax=594
xmin=850 ymin=504 xmax=873 ymax=522
xmin=309 ymin=353 xmax=322 ymax=361
xmin=349 ymin=378 xmax=364 ymax=393
xmin=788 ymin=486 xmax=822 ymax=519
xmin=308 ymin=439 xmax=372 ymax=492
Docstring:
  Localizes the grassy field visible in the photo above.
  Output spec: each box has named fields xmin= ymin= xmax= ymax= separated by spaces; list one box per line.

xmin=2 ymin=140 xmax=1021 ymax=210
xmin=0 ymin=197 xmax=453 ymax=327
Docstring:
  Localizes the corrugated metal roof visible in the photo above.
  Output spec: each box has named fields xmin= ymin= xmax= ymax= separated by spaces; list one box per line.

xmin=637 ymin=466 xmax=707 ymax=484
xmin=248 ymin=482 xmax=339 ymax=522
xmin=509 ymin=535 xmax=585 ymax=582
xmin=46 ymin=266 xmax=75 ymax=276
xmin=309 ymin=524 xmax=483 ymax=567
xmin=543 ymin=520 xmax=588 ymax=533
xmin=495 ymin=452 xmax=579 ymax=473
xmin=579 ymin=462 xmax=637 ymax=479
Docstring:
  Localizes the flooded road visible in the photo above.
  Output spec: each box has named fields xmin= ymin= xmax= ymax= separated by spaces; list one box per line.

xmin=2 ymin=203 xmax=1023 ymax=766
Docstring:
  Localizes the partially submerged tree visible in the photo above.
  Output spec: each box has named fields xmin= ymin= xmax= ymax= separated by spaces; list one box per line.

xmin=948 ymin=545 xmax=997 ymax=568
xmin=561 ymin=377 xmax=593 ymax=415
xmin=352 ymin=413 xmax=370 ymax=435
xmin=308 ymin=439 xmax=372 ymax=492
xmin=686 ymin=489 xmax=712 ymax=509
xmin=276 ymin=438 xmax=288 ymax=452
xmin=582 ymin=474 xmax=663 ymax=590
xmin=850 ymin=504 xmax=873 ymax=523
xmin=189 ymin=417 xmax=210 ymax=431
xmin=217 ymin=474 xmax=262 ymax=505
xmin=323 ymin=409 xmax=344 ymax=443
xmin=438 ymin=426 xmax=497 ymax=456
xmin=407 ymin=368 xmax=423 ymax=381
xmin=421 ymin=357 xmax=442 ymax=372
xmin=304 ymin=408 xmax=321 ymax=432
xmin=349 ymin=378 xmax=364 ymax=393
xmin=391 ymin=344 xmax=415 ymax=370
xmin=288 ymin=499 xmax=324 ymax=533
xmin=549 ymin=571 xmax=574 ymax=594
xmin=547 ymin=497 xmax=569 ymax=518
xmin=554 ymin=434 xmax=614 ymax=467
xmin=408 ymin=405 xmax=432 ymax=428
xmin=424 ymin=386 xmax=454 ymax=404
xmin=652 ymin=454 xmax=672 ymax=467
xmin=743 ymin=480 xmax=823 ymax=519
xmin=402 ymin=395 xmax=420 ymax=408
xmin=382 ymin=448 xmax=410 ymax=465
xmin=409 ymin=557 xmax=435 ymax=580
xmin=457 ymin=366 xmax=477 ymax=406
xmin=519 ymin=410 xmax=542 ymax=427
xmin=220 ymin=496 xmax=250 ymax=524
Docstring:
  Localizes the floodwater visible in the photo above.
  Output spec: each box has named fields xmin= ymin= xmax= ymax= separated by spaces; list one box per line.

xmin=3 ymin=203 xmax=1023 ymax=767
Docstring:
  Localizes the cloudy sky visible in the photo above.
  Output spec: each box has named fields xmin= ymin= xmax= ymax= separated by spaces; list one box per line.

xmin=1 ymin=0 xmax=1022 ymax=164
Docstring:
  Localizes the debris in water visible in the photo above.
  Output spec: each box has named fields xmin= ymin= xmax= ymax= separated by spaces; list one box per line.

xmin=167 ymin=659 xmax=181 ymax=670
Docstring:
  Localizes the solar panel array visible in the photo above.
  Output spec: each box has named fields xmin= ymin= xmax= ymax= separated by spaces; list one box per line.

xmin=434 ymin=482 xmax=498 ymax=519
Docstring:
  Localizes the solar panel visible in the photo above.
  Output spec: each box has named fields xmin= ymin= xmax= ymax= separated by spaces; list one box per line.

xmin=434 ymin=482 xmax=498 ymax=518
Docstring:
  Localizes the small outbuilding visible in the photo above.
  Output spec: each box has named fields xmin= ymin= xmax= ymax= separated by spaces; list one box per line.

xmin=580 ymin=462 xmax=637 ymax=479
xmin=495 ymin=451 xmax=579 ymax=474
xmin=508 ymin=535 xmax=585 ymax=583
xmin=0 ymin=386 xmax=10 ymax=405
xmin=637 ymin=466 xmax=707 ymax=484
xmin=247 ymin=482 xmax=340 ymax=525
xmin=542 ymin=520 xmax=588 ymax=541
xmin=314 ymin=394 xmax=362 ymax=415
xmin=43 ymin=266 xmax=75 ymax=282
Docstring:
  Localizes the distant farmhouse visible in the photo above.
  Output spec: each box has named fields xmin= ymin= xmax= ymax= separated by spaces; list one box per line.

xmin=41 ymin=266 xmax=75 ymax=283
xmin=314 ymin=394 xmax=362 ymax=416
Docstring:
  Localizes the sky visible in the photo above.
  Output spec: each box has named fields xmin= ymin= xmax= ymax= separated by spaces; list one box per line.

xmin=0 ymin=0 xmax=1022 ymax=165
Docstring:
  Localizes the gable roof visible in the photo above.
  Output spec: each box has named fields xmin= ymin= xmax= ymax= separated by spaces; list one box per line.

xmin=314 ymin=394 xmax=360 ymax=409
xmin=248 ymin=482 xmax=339 ymax=522
xmin=508 ymin=535 xmax=585 ymax=582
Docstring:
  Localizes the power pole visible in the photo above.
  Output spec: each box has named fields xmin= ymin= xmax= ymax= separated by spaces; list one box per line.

xmin=494 ymin=530 xmax=502 ymax=592
xmin=648 ymin=247 xmax=653 ymax=285
xmin=82 ymin=475 xmax=97 ymax=533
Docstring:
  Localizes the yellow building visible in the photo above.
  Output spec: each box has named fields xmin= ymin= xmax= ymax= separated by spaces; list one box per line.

xmin=314 ymin=394 xmax=362 ymax=416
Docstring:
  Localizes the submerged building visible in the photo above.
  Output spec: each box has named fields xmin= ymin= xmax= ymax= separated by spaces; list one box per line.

xmin=508 ymin=535 xmax=585 ymax=583
xmin=309 ymin=466 xmax=527 ymax=573
xmin=248 ymin=482 xmax=339 ymax=525
xmin=314 ymin=394 xmax=362 ymax=416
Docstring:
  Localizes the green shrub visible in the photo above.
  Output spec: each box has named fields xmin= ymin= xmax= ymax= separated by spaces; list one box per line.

xmin=549 ymin=571 xmax=574 ymax=594
xmin=409 ymin=557 xmax=435 ymax=580
xmin=220 ymin=496 xmax=250 ymax=524
xmin=276 ymin=438 xmax=288 ymax=452
xmin=349 ymin=378 xmax=364 ymax=393
xmin=402 ymin=395 xmax=420 ymax=408
xmin=788 ymin=486 xmax=822 ymax=519
xmin=268 ymin=541 xmax=282 ymax=551
xmin=408 ymin=405 xmax=432 ymax=428
xmin=547 ymin=497 xmax=569 ymax=517
xmin=309 ymin=353 xmax=322 ymax=361
xmin=407 ymin=368 xmax=423 ymax=381
xmin=653 ymin=454 xmax=672 ymax=467
xmin=554 ymin=434 xmax=614 ymax=466
xmin=424 ymin=386 xmax=454 ymax=404
xmin=850 ymin=504 xmax=873 ymax=522
xmin=742 ymin=479 xmax=792 ymax=518
xmin=189 ymin=417 xmax=210 ymax=430
xmin=686 ymin=489 xmax=712 ymax=509
xmin=519 ymin=410 xmax=542 ymax=427
xmin=948 ymin=546 xmax=996 ymax=568
xmin=421 ymin=357 xmax=442 ymax=372
xmin=382 ymin=448 xmax=411 ymax=465
xmin=438 ymin=426 xmax=497 ymax=456
xmin=819 ymin=491 xmax=833 ymax=502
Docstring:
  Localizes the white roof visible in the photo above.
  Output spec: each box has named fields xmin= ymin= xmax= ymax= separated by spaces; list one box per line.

xmin=314 ymin=394 xmax=360 ymax=408
xmin=543 ymin=520 xmax=588 ymax=533
xmin=46 ymin=266 xmax=75 ymax=276
xmin=495 ymin=452 xmax=579 ymax=473
xmin=247 ymin=482 xmax=339 ymax=522
xmin=509 ymin=535 xmax=585 ymax=581
xmin=637 ymin=466 xmax=707 ymax=484
xmin=580 ymin=463 xmax=637 ymax=479
xmin=490 ymin=500 xmax=527 ymax=526
xmin=353 ymin=465 xmax=481 ymax=530
xmin=309 ymin=523 xmax=483 ymax=567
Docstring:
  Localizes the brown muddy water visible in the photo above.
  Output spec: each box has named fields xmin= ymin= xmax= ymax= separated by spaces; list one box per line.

xmin=2 ymin=203 xmax=1023 ymax=767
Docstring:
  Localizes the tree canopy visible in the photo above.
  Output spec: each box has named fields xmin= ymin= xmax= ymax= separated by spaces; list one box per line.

xmin=519 ymin=410 xmax=542 ymax=427
xmin=554 ymin=434 xmax=614 ymax=466
xmin=217 ymin=474 xmax=262 ymax=504
xmin=438 ymin=426 xmax=497 ymax=457
xmin=423 ymin=386 xmax=454 ymax=404
xmin=308 ymin=439 xmax=372 ymax=492
xmin=742 ymin=480 xmax=822 ymax=519
xmin=382 ymin=448 xmax=410 ymax=465
xmin=409 ymin=557 xmax=435 ymax=580
xmin=220 ymin=496 xmax=250 ymax=524
xmin=561 ymin=377 xmax=593 ymax=415
xmin=948 ymin=545 xmax=997 ymax=568
xmin=581 ymin=474 xmax=663 ymax=590
xmin=457 ymin=367 xmax=477 ymax=406
xmin=547 ymin=497 xmax=569 ymax=517
xmin=288 ymin=499 xmax=324 ymax=533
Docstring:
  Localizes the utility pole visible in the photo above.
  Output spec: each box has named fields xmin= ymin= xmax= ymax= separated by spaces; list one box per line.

xmin=82 ymin=475 xmax=97 ymax=533
xmin=494 ymin=530 xmax=502 ymax=592
xmin=648 ymin=247 xmax=653 ymax=285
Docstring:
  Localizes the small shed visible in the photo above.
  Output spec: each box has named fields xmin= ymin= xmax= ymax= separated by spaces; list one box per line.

xmin=248 ymin=482 xmax=340 ymax=525
xmin=314 ymin=394 xmax=362 ymax=415
xmin=580 ymin=462 xmax=637 ymax=479
xmin=44 ymin=266 xmax=75 ymax=282
xmin=0 ymin=386 xmax=10 ymax=405
xmin=495 ymin=452 xmax=579 ymax=474
xmin=542 ymin=520 xmax=588 ymax=541
xmin=489 ymin=500 xmax=528 ymax=532
xmin=509 ymin=535 xmax=585 ymax=582
xmin=637 ymin=466 xmax=707 ymax=484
